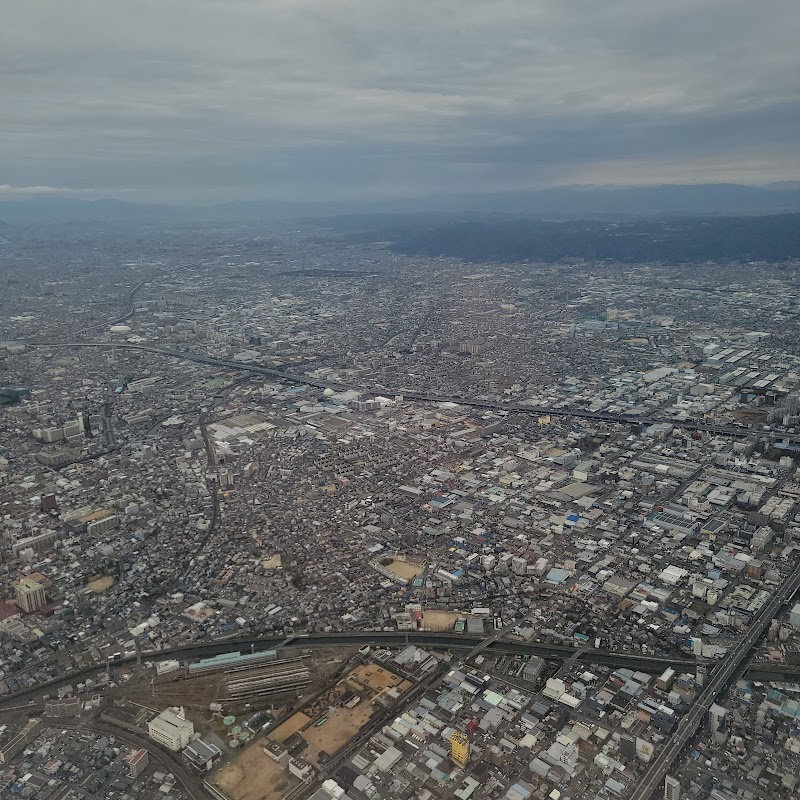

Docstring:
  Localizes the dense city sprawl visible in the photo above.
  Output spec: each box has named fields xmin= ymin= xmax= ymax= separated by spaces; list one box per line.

xmin=0 ymin=222 xmax=799 ymax=800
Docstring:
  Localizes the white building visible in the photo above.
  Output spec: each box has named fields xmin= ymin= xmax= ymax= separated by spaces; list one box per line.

xmin=288 ymin=757 xmax=314 ymax=780
xmin=147 ymin=707 xmax=194 ymax=752
xmin=708 ymin=703 xmax=727 ymax=744
xmin=664 ymin=774 xmax=681 ymax=800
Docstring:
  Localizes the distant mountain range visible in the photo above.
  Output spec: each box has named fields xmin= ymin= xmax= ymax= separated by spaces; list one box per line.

xmin=390 ymin=213 xmax=800 ymax=264
xmin=0 ymin=183 xmax=799 ymax=225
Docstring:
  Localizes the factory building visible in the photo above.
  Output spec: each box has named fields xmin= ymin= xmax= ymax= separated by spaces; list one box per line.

xmin=147 ymin=707 xmax=194 ymax=752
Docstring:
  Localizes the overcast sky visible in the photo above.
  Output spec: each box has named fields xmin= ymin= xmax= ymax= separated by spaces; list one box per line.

xmin=2 ymin=0 xmax=798 ymax=204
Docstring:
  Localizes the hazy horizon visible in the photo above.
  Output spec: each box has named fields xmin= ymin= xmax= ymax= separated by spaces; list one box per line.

xmin=1 ymin=180 xmax=800 ymax=211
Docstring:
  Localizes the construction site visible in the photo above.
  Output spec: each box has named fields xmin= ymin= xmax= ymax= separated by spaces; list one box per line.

xmin=210 ymin=658 xmax=414 ymax=799
xmin=295 ymin=661 xmax=412 ymax=767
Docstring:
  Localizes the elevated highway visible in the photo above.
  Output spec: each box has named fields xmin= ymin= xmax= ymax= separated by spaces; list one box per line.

xmin=2 ymin=630 xmax=798 ymax=711
xmin=69 ymin=279 xmax=145 ymax=337
xmin=630 ymin=563 xmax=800 ymax=800
xmin=22 ymin=340 xmax=798 ymax=441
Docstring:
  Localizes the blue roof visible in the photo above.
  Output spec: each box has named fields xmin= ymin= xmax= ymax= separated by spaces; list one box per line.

xmin=546 ymin=568 xmax=570 ymax=584
xmin=189 ymin=649 xmax=277 ymax=672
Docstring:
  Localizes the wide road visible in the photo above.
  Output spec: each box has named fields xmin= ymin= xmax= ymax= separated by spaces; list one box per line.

xmin=178 ymin=410 xmax=220 ymax=580
xmin=23 ymin=340 xmax=794 ymax=441
xmin=629 ymin=563 xmax=800 ymax=800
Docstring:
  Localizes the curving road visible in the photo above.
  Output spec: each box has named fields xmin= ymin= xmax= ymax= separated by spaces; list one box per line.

xmin=68 ymin=279 xmax=145 ymax=338
xmin=43 ymin=718 xmax=209 ymax=800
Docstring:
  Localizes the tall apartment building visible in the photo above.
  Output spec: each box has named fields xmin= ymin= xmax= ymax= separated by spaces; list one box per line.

xmin=15 ymin=577 xmax=46 ymax=613
xmin=664 ymin=774 xmax=681 ymax=800
xmin=39 ymin=426 xmax=65 ymax=443
xmin=85 ymin=514 xmax=118 ymax=536
xmin=127 ymin=748 xmax=149 ymax=778
xmin=0 ymin=719 xmax=42 ymax=764
xmin=708 ymin=703 xmax=728 ymax=744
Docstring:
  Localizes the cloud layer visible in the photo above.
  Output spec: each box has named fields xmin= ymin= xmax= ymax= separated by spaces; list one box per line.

xmin=2 ymin=0 xmax=798 ymax=203
xmin=0 ymin=184 xmax=76 ymax=196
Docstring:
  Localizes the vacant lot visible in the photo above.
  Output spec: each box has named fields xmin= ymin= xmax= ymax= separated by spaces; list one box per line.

xmin=87 ymin=576 xmax=115 ymax=593
xmin=301 ymin=702 xmax=376 ymax=766
xmin=421 ymin=609 xmax=463 ymax=631
xmin=212 ymin=743 xmax=298 ymax=800
xmin=346 ymin=662 xmax=407 ymax=694
xmin=301 ymin=663 xmax=411 ymax=764
xmin=268 ymin=711 xmax=311 ymax=743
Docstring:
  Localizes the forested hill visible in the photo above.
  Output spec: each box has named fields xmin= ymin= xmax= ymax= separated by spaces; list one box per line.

xmin=390 ymin=214 xmax=800 ymax=264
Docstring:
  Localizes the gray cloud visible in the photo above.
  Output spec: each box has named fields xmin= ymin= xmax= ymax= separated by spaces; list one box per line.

xmin=1 ymin=0 xmax=798 ymax=203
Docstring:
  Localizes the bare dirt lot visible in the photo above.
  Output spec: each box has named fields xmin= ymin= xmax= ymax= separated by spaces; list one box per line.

xmin=345 ymin=663 xmax=407 ymax=694
xmin=267 ymin=711 xmax=312 ymax=743
xmin=301 ymin=701 xmax=376 ymax=766
xmin=87 ymin=575 xmax=115 ymax=593
xmin=384 ymin=559 xmax=424 ymax=581
xmin=262 ymin=663 xmax=412 ymax=767
xmin=294 ymin=662 xmax=412 ymax=765
xmin=421 ymin=609 xmax=463 ymax=631
xmin=212 ymin=743 xmax=298 ymax=800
